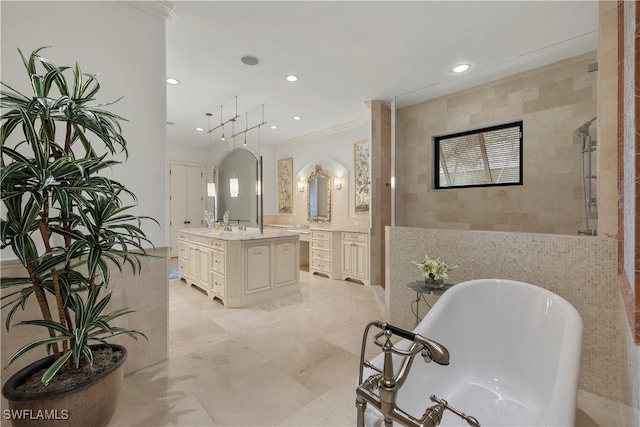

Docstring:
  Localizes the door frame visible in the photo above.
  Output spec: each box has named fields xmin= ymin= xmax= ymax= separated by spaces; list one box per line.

xmin=166 ymin=159 xmax=206 ymax=256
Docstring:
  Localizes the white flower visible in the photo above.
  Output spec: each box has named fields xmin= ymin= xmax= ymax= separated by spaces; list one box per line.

xmin=413 ymin=255 xmax=457 ymax=281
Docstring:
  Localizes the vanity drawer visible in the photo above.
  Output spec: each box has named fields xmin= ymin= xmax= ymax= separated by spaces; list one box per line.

xmin=190 ymin=234 xmax=210 ymax=246
xmin=311 ymin=249 xmax=331 ymax=261
xmin=311 ymin=240 xmax=331 ymax=251
xmin=211 ymin=272 xmax=225 ymax=297
xmin=310 ymin=230 xmax=332 ymax=242
xmin=210 ymin=239 xmax=226 ymax=252
xmin=178 ymin=258 xmax=188 ymax=277
xmin=178 ymin=232 xmax=188 ymax=241
xmin=211 ymin=251 xmax=225 ymax=274
xmin=342 ymin=232 xmax=368 ymax=243
xmin=178 ymin=243 xmax=188 ymax=259
xmin=311 ymin=259 xmax=332 ymax=273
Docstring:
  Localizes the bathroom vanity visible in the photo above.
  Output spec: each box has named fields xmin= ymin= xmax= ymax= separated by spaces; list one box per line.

xmin=309 ymin=228 xmax=370 ymax=285
xmin=178 ymin=228 xmax=300 ymax=307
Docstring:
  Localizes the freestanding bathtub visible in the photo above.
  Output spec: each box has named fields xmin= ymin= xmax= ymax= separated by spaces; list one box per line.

xmin=360 ymin=279 xmax=583 ymax=426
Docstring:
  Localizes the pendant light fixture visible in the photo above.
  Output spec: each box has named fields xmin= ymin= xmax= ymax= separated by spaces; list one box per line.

xmin=220 ymin=105 xmax=225 ymax=141
xmin=230 ymin=99 xmax=239 ymax=198
xmin=206 ymin=113 xmax=216 ymax=200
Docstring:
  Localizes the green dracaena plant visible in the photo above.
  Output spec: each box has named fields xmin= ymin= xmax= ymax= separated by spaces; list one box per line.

xmin=1 ymin=47 xmax=157 ymax=385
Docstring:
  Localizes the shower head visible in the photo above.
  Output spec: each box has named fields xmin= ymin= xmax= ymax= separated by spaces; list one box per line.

xmin=575 ymin=117 xmax=597 ymax=137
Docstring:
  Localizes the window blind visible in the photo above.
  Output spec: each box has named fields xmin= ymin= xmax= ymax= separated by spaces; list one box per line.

xmin=436 ymin=121 xmax=522 ymax=189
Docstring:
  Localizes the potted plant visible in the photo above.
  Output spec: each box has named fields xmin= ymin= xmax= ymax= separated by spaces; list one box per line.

xmin=0 ymin=47 xmax=156 ymax=426
xmin=413 ymin=255 xmax=457 ymax=289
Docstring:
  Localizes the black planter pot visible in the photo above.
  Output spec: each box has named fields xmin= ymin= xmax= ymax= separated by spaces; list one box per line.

xmin=2 ymin=344 xmax=127 ymax=427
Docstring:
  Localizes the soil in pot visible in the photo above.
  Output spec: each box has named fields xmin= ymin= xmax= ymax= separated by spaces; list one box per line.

xmin=2 ymin=345 xmax=127 ymax=427
xmin=16 ymin=347 xmax=123 ymax=394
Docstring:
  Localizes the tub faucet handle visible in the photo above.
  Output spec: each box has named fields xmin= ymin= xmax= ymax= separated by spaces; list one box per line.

xmin=429 ymin=395 xmax=481 ymax=427
xmin=421 ymin=402 xmax=446 ymax=427
xmin=373 ymin=321 xmax=450 ymax=365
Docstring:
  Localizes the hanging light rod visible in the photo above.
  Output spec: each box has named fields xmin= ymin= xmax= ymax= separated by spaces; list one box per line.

xmin=207 ymin=96 xmax=239 ymax=134
xmin=230 ymin=104 xmax=267 ymax=139
xmin=230 ymin=121 xmax=267 ymax=139
xmin=207 ymin=115 xmax=238 ymax=134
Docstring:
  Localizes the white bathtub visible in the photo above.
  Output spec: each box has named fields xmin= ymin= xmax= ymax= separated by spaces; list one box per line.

xmin=362 ymin=279 xmax=583 ymax=426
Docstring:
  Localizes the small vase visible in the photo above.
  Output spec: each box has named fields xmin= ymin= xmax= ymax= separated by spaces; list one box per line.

xmin=423 ymin=277 xmax=445 ymax=289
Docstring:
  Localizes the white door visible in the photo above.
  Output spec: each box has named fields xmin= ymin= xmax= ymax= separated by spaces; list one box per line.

xmin=169 ymin=163 xmax=204 ymax=257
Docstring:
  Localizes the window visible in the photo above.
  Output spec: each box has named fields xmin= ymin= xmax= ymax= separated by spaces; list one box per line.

xmin=434 ymin=121 xmax=523 ymax=189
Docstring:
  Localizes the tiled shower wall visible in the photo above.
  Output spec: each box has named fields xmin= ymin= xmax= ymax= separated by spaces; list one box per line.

xmin=395 ymin=51 xmax=600 ymax=236
xmin=385 ymin=226 xmax=623 ymax=404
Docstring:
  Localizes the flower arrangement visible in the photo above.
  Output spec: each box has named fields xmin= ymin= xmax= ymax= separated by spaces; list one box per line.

xmin=413 ymin=255 xmax=457 ymax=281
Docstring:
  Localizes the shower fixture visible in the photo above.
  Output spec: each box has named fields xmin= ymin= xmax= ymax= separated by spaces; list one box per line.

xmin=574 ymin=117 xmax=597 ymax=137
xmin=576 ymin=117 xmax=597 ymax=236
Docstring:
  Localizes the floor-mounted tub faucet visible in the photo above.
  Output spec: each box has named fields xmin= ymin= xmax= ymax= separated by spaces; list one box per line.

xmin=355 ymin=321 xmax=480 ymax=427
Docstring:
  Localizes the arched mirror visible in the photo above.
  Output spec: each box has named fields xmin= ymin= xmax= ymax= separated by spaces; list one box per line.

xmin=216 ymin=147 xmax=262 ymax=229
xmin=308 ymin=165 xmax=331 ymax=222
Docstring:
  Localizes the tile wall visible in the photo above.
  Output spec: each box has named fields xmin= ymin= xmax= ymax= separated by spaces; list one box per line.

xmin=385 ymin=226 xmax=624 ymax=404
xmin=395 ymin=51 xmax=599 ymax=236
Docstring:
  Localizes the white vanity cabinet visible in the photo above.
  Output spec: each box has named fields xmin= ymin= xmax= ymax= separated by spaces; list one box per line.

xmin=178 ymin=232 xmax=212 ymax=295
xmin=309 ymin=229 xmax=341 ymax=279
xmin=341 ymin=231 xmax=369 ymax=285
xmin=178 ymin=229 xmax=300 ymax=308
xmin=210 ymin=239 xmax=226 ymax=299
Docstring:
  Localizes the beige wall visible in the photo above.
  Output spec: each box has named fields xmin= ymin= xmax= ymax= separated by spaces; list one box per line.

xmin=369 ymin=101 xmax=392 ymax=287
xmin=0 ymin=249 xmax=169 ymax=383
xmin=264 ymin=158 xmax=364 ymax=231
xmin=396 ymin=52 xmax=598 ymax=235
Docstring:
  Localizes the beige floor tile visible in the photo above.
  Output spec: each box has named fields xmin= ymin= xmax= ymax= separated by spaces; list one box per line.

xmin=271 ymin=338 xmax=360 ymax=396
xmin=279 ymin=396 xmax=354 ymax=426
xmin=131 ymin=394 xmax=215 ymax=427
xmin=196 ymin=362 xmax=316 ymax=426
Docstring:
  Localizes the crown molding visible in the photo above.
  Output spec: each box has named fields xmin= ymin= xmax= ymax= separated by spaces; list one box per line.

xmin=122 ymin=1 xmax=179 ymax=22
xmin=275 ymin=117 xmax=369 ymax=148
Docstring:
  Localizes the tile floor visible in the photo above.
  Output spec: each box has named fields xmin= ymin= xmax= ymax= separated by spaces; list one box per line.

xmin=108 ymin=266 xmax=634 ymax=427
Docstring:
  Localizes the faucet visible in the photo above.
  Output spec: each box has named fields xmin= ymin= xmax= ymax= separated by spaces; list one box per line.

xmin=355 ymin=321 xmax=480 ymax=427
xmin=222 ymin=210 xmax=232 ymax=232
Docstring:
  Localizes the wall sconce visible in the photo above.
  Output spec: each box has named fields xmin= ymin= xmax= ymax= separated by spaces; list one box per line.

xmin=230 ymin=178 xmax=239 ymax=198
xmin=207 ymin=182 xmax=216 ymax=197
xmin=297 ymin=180 xmax=305 ymax=192
xmin=334 ymin=176 xmax=342 ymax=190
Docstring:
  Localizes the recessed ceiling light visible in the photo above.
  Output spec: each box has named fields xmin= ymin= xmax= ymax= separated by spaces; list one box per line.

xmin=166 ymin=77 xmax=180 ymax=85
xmin=286 ymin=75 xmax=298 ymax=82
xmin=451 ymin=64 xmax=471 ymax=73
xmin=270 ymin=125 xmax=278 ymax=129
xmin=292 ymin=116 xmax=301 ymax=120
xmin=240 ymin=55 xmax=260 ymax=66
xmin=195 ymin=127 xmax=204 ymax=132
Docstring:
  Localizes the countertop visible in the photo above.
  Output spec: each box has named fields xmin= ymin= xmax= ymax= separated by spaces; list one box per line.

xmin=180 ymin=227 xmax=301 ymax=241
xmin=265 ymin=224 xmax=368 ymax=234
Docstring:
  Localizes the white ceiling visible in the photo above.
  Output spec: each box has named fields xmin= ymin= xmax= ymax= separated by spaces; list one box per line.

xmin=163 ymin=1 xmax=598 ymax=149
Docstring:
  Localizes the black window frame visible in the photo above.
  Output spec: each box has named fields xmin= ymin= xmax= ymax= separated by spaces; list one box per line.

xmin=434 ymin=121 xmax=523 ymax=190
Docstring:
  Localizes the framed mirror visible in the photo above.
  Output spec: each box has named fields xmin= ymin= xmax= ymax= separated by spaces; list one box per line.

xmin=308 ymin=165 xmax=331 ymax=222
xmin=216 ymin=147 xmax=262 ymax=229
